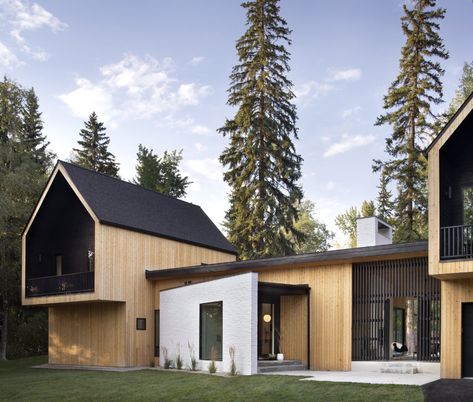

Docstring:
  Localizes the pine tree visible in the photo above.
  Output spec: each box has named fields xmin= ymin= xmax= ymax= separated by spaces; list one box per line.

xmin=72 ymin=112 xmax=119 ymax=177
xmin=438 ymin=61 xmax=473 ymax=127
xmin=291 ymin=200 xmax=334 ymax=254
xmin=134 ymin=144 xmax=191 ymax=198
xmin=335 ymin=200 xmax=376 ymax=248
xmin=219 ymin=0 xmax=303 ymax=259
xmin=374 ymin=0 xmax=448 ymax=243
xmin=20 ymin=88 xmax=54 ymax=173
xmin=376 ymin=169 xmax=395 ymax=223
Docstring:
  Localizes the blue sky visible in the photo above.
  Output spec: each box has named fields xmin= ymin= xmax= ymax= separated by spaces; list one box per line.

xmin=1 ymin=0 xmax=472 ymax=246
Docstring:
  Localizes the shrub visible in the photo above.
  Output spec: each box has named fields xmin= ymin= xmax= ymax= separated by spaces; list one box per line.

xmin=229 ymin=345 xmax=238 ymax=376
xmin=175 ymin=344 xmax=183 ymax=370
xmin=162 ymin=346 xmax=172 ymax=369
xmin=188 ymin=341 xmax=198 ymax=371
xmin=208 ymin=346 xmax=217 ymax=374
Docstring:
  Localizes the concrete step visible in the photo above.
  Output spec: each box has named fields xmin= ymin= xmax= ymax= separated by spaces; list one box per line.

xmin=258 ymin=364 xmax=307 ymax=373
xmin=258 ymin=359 xmax=303 ymax=368
xmin=380 ymin=362 xmax=418 ymax=374
xmin=258 ymin=360 xmax=307 ymax=373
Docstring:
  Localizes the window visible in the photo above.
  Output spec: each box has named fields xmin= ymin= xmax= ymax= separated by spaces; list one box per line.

xmin=154 ymin=310 xmax=160 ymax=357
xmin=136 ymin=318 xmax=146 ymax=330
xmin=55 ymin=255 xmax=62 ymax=276
xmin=199 ymin=301 xmax=222 ymax=361
xmin=464 ymin=187 xmax=473 ymax=225
xmin=88 ymin=249 xmax=95 ymax=272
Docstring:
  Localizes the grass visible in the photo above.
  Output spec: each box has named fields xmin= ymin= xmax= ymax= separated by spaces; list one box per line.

xmin=0 ymin=356 xmax=424 ymax=402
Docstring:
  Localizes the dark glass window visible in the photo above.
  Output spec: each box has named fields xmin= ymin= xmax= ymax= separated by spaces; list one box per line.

xmin=136 ymin=318 xmax=146 ymax=330
xmin=199 ymin=301 xmax=223 ymax=361
xmin=154 ymin=310 xmax=160 ymax=357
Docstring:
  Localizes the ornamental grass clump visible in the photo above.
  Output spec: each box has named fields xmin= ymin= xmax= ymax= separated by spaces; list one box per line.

xmin=162 ymin=346 xmax=172 ymax=369
xmin=175 ymin=344 xmax=183 ymax=370
xmin=208 ymin=346 xmax=217 ymax=374
xmin=229 ymin=345 xmax=238 ymax=376
xmin=188 ymin=341 xmax=198 ymax=371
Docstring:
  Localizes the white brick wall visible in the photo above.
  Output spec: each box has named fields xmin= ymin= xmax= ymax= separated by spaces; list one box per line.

xmin=160 ymin=272 xmax=258 ymax=375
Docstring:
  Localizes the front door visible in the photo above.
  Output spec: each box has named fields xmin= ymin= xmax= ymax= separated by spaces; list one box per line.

xmin=258 ymin=303 xmax=274 ymax=358
xmin=462 ymin=303 xmax=473 ymax=377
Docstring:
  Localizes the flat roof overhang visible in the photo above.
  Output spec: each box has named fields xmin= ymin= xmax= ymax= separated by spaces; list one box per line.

xmin=258 ymin=281 xmax=310 ymax=297
xmin=145 ymin=241 xmax=428 ymax=281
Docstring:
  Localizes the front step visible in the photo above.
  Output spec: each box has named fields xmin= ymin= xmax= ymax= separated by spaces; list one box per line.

xmin=380 ymin=362 xmax=418 ymax=374
xmin=258 ymin=360 xmax=307 ymax=373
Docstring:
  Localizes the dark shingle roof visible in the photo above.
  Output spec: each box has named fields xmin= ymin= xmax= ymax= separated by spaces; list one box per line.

xmin=146 ymin=241 xmax=428 ymax=280
xmin=59 ymin=161 xmax=237 ymax=255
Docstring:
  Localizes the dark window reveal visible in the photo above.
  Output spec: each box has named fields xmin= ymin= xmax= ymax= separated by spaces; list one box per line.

xmin=154 ymin=310 xmax=160 ymax=357
xmin=136 ymin=318 xmax=146 ymax=330
xmin=199 ymin=301 xmax=223 ymax=361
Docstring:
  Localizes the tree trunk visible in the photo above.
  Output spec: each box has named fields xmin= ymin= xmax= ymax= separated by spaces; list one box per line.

xmin=0 ymin=306 xmax=7 ymax=360
xmin=406 ymin=299 xmax=415 ymax=356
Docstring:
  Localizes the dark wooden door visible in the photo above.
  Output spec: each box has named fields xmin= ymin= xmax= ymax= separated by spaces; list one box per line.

xmin=462 ymin=303 xmax=473 ymax=377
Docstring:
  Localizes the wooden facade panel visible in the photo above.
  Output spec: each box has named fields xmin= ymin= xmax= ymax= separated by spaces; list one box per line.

xmin=49 ymin=302 xmax=126 ymax=366
xmin=95 ymin=224 xmax=235 ymax=366
xmin=258 ymin=263 xmax=352 ymax=371
xmin=280 ymin=295 xmax=308 ymax=365
xmin=440 ymin=279 xmax=473 ymax=378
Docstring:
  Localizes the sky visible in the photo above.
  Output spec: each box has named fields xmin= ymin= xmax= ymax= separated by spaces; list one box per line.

xmin=1 ymin=0 xmax=472 ymax=247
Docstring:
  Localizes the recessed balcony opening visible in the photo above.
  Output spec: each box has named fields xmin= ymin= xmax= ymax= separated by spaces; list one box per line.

xmin=25 ymin=172 xmax=95 ymax=297
xmin=439 ymin=110 xmax=473 ymax=260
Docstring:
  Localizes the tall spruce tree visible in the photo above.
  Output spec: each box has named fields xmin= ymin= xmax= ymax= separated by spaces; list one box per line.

xmin=376 ymin=169 xmax=395 ymax=223
xmin=20 ymin=88 xmax=54 ymax=173
xmin=374 ymin=0 xmax=448 ymax=243
xmin=72 ymin=112 xmax=119 ymax=177
xmin=219 ymin=0 xmax=304 ymax=259
xmin=134 ymin=144 xmax=190 ymax=198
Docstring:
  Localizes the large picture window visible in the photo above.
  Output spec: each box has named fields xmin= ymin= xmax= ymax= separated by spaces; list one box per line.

xmin=200 ymin=301 xmax=223 ymax=361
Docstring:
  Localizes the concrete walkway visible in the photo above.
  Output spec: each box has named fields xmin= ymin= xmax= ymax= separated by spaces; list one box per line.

xmin=262 ymin=370 xmax=439 ymax=386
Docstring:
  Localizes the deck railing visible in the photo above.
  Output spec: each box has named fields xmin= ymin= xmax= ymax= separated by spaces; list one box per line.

xmin=26 ymin=271 xmax=94 ymax=297
xmin=440 ymin=224 xmax=473 ymax=260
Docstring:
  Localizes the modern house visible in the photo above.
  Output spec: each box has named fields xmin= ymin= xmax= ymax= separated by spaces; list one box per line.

xmin=21 ymin=93 xmax=473 ymax=378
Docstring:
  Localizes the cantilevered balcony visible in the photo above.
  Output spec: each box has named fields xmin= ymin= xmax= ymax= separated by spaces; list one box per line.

xmin=26 ymin=271 xmax=94 ymax=297
xmin=440 ymin=224 xmax=473 ymax=260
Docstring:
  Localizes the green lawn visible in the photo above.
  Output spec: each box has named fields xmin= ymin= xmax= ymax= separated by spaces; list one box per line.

xmin=0 ymin=356 xmax=423 ymax=402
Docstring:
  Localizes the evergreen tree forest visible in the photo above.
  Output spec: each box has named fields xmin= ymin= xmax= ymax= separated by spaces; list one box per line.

xmin=0 ymin=77 xmax=53 ymax=360
xmin=374 ymin=0 xmax=449 ymax=243
xmin=219 ymin=0 xmax=304 ymax=259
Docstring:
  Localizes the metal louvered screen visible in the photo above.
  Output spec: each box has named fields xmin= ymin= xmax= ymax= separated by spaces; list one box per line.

xmin=352 ymin=257 xmax=440 ymax=362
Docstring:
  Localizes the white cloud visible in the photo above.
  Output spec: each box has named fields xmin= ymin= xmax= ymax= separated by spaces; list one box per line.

xmin=0 ymin=40 xmax=21 ymax=67
xmin=189 ymin=56 xmax=204 ymax=65
xmin=191 ymin=125 xmax=211 ymax=135
xmin=294 ymin=81 xmax=333 ymax=103
xmin=59 ymin=54 xmax=212 ymax=124
xmin=185 ymin=158 xmax=222 ymax=181
xmin=341 ymin=106 xmax=361 ymax=119
xmin=329 ymin=68 xmax=362 ymax=82
xmin=59 ymin=78 xmax=115 ymax=122
xmin=0 ymin=0 xmax=67 ymax=61
xmin=195 ymin=143 xmax=207 ymax=152
xmin=323 ymin=134 xmax=376 ymax=158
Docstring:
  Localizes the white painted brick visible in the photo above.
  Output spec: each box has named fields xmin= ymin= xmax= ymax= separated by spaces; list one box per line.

xmin=160 ymin=272 xmax=258 ymax=375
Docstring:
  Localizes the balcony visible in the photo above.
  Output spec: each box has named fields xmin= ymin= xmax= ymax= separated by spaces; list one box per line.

xmin=440 ymin=224 xmax=473 ymax=260
xmin=26 ymin=271 xmax=94 ymax=297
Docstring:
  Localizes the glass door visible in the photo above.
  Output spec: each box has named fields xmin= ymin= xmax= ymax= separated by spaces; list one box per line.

xmin=258 ymin=303 xmax=274 ymax=358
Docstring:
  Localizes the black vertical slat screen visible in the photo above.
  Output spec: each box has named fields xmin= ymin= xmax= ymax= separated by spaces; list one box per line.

xmin=352 ymin=257 xmax=440 ymax=362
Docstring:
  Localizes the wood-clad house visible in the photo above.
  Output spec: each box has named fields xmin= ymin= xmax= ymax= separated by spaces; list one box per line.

xmin=22 ymin=93 xmax=473 ymax=378
xmin=427 ymin=91 xmax=473 ymax=378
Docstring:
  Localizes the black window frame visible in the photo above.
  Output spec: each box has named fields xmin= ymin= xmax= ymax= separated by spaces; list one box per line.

xmin=136 ymin=317 xmax=146 ymax=330
xmin=199 ymin=301 xmax=223 ymax=361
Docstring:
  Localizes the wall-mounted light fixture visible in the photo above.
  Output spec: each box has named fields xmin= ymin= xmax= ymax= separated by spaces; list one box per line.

xmin=263 ymin=314 xmax=272 ymax=323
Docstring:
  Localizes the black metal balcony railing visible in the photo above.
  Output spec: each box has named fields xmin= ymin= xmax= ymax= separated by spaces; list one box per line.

xmin=440 ymin=224 xmax=473 ymax=260
xmin=26 ymin=271 xmax=94 ymax=297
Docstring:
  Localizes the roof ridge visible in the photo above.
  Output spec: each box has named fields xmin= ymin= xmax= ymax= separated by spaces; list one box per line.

xmin=58 ymin=160 xmax=200 ymax=209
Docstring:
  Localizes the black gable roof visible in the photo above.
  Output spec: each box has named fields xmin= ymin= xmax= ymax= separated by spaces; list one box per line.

xmin=59 ymin=161 xmax=237 ymax=255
